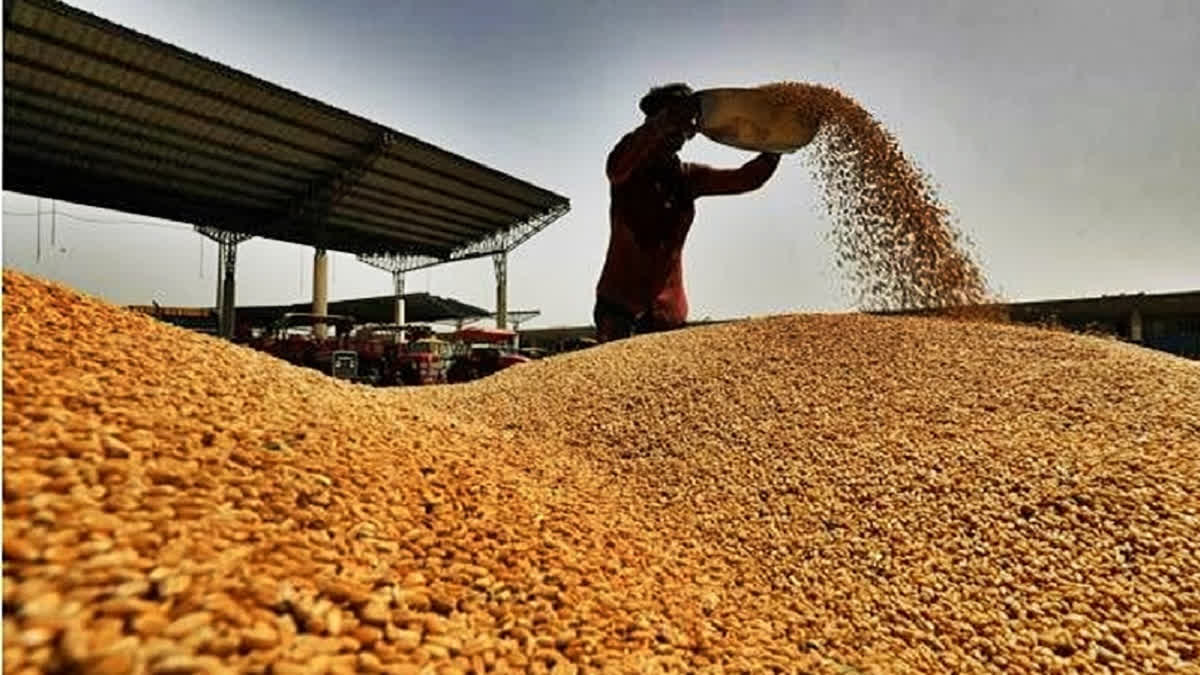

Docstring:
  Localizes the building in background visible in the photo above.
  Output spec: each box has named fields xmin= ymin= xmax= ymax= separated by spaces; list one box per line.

xmin=1005 ymin=290 xmax=1199 ymax=359
xmin=518 ymin=290 xmax=1200 ymax=361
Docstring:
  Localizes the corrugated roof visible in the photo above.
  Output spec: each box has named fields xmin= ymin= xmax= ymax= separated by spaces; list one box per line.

xmin=128 ymin=291 xmax=494 ymax=327
xmin=2 ymin=0 xmax=569 ymax=266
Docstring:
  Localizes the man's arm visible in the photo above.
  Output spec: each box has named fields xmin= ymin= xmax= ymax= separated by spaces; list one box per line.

xmin=686 ymin=152 xmax=781 ymax=197
xmin=606 ymin=108 xmax=692 ymax=184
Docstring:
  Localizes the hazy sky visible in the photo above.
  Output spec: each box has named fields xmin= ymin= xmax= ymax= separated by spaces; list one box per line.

xmin=4 ymin=0 xmax=1198 ymax=327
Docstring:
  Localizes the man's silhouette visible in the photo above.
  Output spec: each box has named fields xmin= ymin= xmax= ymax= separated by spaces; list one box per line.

xmin=595 ymin=83 xmax=781 ymax=342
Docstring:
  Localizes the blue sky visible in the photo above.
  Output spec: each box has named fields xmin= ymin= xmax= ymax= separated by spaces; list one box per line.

xmin=4 ymin=0 xmax=1198 ymax=327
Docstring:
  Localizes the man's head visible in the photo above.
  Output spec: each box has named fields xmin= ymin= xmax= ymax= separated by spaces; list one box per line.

xmin=640 ymin=82 xmax=698 ymax=152
xmin=639 ymin=83 xmax=694 ymax=117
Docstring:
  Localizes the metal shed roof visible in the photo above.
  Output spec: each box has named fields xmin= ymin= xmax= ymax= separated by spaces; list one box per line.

xmin=2 ymin=0 xmax=569 ymax=269
xmin=268 ymin=292 xmax=493 ymax=326
xmin=128 ymin=294 xmax=533 ymax=331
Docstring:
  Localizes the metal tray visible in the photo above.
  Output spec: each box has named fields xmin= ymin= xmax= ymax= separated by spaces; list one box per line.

xmin=695 ymin=87 xmax=821 ymax=153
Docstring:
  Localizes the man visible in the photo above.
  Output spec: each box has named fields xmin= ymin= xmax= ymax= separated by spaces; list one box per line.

xmin=594 ymin=82 xmax=781 ymax=343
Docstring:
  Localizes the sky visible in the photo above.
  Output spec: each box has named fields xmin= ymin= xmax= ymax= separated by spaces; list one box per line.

xmin=3 ymin=0 xmax=1198 ymax=328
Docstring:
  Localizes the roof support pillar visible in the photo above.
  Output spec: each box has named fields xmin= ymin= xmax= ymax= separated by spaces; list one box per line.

xmin=313 ymin=248 xmax=329 ymax=339
xmin=215 ymin=243 xmax=226 ymax=312
xmin=493 ymin=251 xmax=508 ymax=330
xmin=196 ymin=226 xmax=253 ymax=340
xmin=357 ymin=253 xmax=420 ymax=329
xmin=393 ymin=270 xmax=407 ymax=326
xmin=220 ymin=243 xmax=237 ymax=339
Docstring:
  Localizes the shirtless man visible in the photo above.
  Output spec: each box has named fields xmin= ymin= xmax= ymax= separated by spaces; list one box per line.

xmin=594 ymin=83 xmax=781 ymax=342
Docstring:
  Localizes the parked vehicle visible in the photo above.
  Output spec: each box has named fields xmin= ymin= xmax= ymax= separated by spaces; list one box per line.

xmin=446 ymin=326 xmax=530 ymax=383
xmin=247 ymin=313 xmax=363 ymax=382
xmin=349 ymin=324 xmax=436 ymax=386
xmin=395 ymin=337 xmax=452 ymax=386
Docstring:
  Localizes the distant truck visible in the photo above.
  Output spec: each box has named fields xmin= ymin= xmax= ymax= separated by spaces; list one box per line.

xmin=397 ymin=337 xmax=453 ymax=386
xmin=349 ymin=323 xmax=449 ymax=386
xmin=445 ymin=327 xmax=531 ymax=383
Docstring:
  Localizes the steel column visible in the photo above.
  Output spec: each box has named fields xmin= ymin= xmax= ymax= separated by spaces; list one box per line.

xmin=196 ymin=226 xmax=253 ymax=339
xmin=215 ymin=243 xmax=226 ymax=312
xmin=220 ymin=241 xmax=238 ymax=339
xmin=357 ymin=254 xmax=417 ymax=328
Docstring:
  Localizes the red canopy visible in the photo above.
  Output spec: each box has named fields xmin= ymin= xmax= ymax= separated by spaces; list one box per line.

xmin=453 ymin=326 xmax=516 ymax=344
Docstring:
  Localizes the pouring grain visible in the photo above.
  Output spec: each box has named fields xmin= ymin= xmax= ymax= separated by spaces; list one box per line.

xmin=755 ymin=81 xmax=992 ymax=312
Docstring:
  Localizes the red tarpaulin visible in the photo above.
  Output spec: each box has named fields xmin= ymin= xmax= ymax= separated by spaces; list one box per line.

xmin=454 ymin=327 xmax=516 ymax=344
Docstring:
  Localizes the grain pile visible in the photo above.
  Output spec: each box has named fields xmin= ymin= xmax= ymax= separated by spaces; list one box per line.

xmin=756 ymin=82 xmax=992 ymax=312
xmin=415 ymin=317 xmax=1200 ymax=672
xmin=6 ymin=269 xmax=1200 ymax=673
xmin=1 ymin=270 xmax=814 ymax=674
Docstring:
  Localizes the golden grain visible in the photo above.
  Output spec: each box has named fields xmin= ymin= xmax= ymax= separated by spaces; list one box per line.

xmin=754 ymin=82 xmax=991 ymax=311
xmin=4 ymin=270 xmax=1199 ymax=673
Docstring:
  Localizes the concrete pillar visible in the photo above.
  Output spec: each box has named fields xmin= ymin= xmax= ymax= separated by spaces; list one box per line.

xmin=493 ymin=251 xmax=508 ymax=330
xmin=393 ymin=270 xmax=406 ymax=325
xmin=1130 ymin=308 xmax=1143 ymax=343
xmin=313 ymin=248 xmax=329 ymax=339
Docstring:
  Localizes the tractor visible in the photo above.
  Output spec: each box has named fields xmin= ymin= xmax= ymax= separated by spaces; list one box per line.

xmin=247 ymin=313 xmax=363 ymax=382
xmin=445 ymin=326 xmax=531 ymax=383
xmin=349 ymin=324 xmax=449 ymax=386
xmin=395 ymin=337 xmax=452 ymax=386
